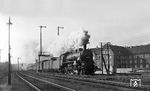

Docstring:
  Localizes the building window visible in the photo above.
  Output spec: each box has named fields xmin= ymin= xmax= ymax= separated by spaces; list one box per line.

xmin=134 ymin=55 xmax=137 ymax=58
xmin=146 ymin=64 xmax=149 ymax=68
xmin=140 ymin=65 xmax=143 ymax=68
xmin=139 ymin=54 xmax=143 ymax=58
xmin=129 ymin=56 xmax=132 ymax=59
xmin=140 ymin=59 xmax=143 ymax=63
xmin=109 ymin=55 xmax=112 ymax=59
xmin=135 ymin=65 xmax=137 ymax=68
xmin=127 ymin=64 xmax=129 ymax=68
xmin=130 ymin=60 xmax=132 ymax=64
xmin=103 ymin=50 xmax=106 ymax=54
xmin=134 ymin=60 xmax=137 ymax=63
xmin=145 ymin=54 xmax=150 ymax=58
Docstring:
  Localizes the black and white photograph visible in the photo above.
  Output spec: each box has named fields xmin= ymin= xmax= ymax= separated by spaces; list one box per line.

xmin=0 ymin=0 xmax=150 ymax=91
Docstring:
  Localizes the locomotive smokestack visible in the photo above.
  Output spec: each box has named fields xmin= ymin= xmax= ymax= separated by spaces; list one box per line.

xmin=81 ymin=30 xmax=90 ymax=50
xmin=83 ymin=44 xmax=87 ymax=50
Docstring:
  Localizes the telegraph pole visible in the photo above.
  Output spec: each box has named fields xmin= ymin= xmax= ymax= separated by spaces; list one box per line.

xmin=107 ymin=43 xmax=110 ymax=74
xmin=7 ymin=17 xmax=12 ymax=85
xmin=57 ymin=26 xmax=64 ymax=68
xmin=17 ymin=57 xmax=21 ymax=71
xmin=0 ymin=49 xmax=1 ymax=63
xmin=57 ymin=26 xmax=64 ymax=36
xmin=38 ymin=25 xmax=46 ymax=72
xmin=100 ymin=43 xmax=103 ymax=74
xmin=100 ymin=42 xmax=109 ymax=75
xmin=39 ymin=25 xmax=46 ymax=55
xmin=35 ymin=58 xmax=38 ymax=72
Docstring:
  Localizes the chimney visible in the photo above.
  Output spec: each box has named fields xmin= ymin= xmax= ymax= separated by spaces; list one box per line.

xmin=83 ymin=44 xmax=87 ymax=50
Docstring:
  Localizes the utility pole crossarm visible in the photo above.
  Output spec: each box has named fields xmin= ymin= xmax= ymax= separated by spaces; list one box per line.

xmin=40 ymin=25 xmax=46 ymax=29
xmin=57 ymin=26 xmax=64 ymax=36
xmin=7 ymin=17 xmax=13 ymax=25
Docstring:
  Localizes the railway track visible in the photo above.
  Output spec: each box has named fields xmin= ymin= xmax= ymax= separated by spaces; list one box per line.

xmin=53 ymin=74 xmax=150 ymax=89
xmin=16 ymin=73 xmax=76 ymax=91
xmin=18 ymin=71 xmax=145 ymax=91
xmin=41 ymin=72 xmax=150 ymax=90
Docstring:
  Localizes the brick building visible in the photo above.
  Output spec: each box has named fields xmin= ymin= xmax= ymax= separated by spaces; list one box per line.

xmin=91 ymin=43 xmax=150 ymax=74
xmin=127 ymin=45 xmax=150 ymax=70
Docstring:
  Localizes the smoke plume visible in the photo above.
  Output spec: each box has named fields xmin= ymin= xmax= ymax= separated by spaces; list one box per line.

xmin=48 ymin=29 xmax=90 ymax=56
xmin=22 ymin=40 xmax=39 ymax=63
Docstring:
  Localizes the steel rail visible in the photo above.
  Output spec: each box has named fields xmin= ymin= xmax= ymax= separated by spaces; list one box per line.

xmin=20 ymin=73 xmax=76 ymax=91
xmin=16 ymin=73 xmax=41 ymax=91
xmin=24 ymin=71 xmax=141 ymax=91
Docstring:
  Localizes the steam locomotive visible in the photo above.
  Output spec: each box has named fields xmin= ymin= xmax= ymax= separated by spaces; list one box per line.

xmin=27 ymin=45 xmax=95 ymax=75
xmin=27 ymin=46 xmax=95 ymax=75
xmin=59 ymin=45 xmax=95 ymax=75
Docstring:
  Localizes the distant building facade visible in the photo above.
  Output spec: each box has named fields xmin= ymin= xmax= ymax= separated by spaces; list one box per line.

xmin=91 ymin=43 xmax=150 ymax=74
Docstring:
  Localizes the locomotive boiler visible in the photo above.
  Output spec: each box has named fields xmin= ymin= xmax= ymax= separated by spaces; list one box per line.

xmin=59 ymin=45 xmax=95 ymax=75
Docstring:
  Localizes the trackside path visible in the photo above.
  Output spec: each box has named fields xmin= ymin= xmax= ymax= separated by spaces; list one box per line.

xmin=20 ymin=71 xmax=143 ymax=91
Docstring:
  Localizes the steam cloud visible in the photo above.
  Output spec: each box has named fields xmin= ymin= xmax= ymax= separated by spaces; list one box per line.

xmin=22 ymin=40 xmax=39 ymax=62
xmin=48 ymin=29 xmax=90 ymax=56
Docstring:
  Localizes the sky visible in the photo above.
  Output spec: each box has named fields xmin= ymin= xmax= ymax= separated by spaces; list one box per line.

xmin=0 ymin=0 xmax=150 ymax=63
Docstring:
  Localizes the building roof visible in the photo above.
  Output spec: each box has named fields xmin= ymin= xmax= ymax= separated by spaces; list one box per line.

xmin=108 ymin=45 xmax=132 ymax=56
xmin=90 ymin=48 xmax=101 ymax=52
xmin=71 ymin=44 xmax=150 ymax=56
xmin=126 ymin=44 xmax=150 ymax=54
xmin=105 ymin=44 xmax=150 ymax=55
xmin=90 ymin=45 xmax=131 ymax=56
